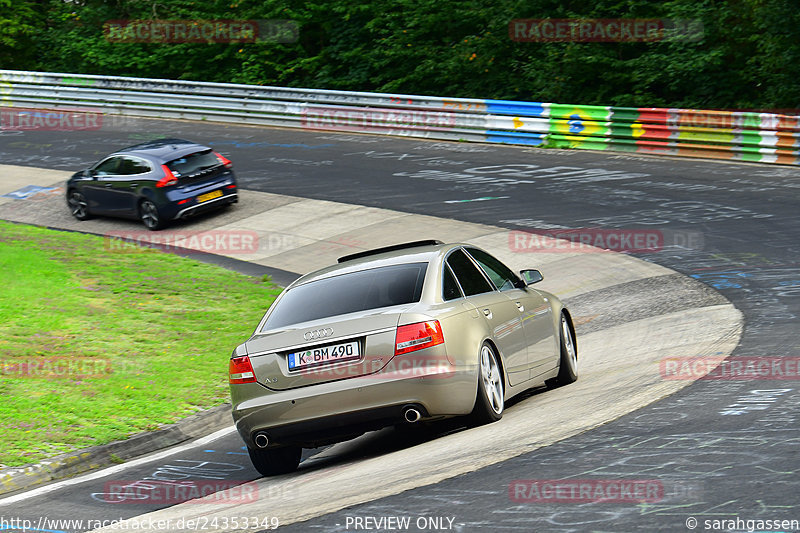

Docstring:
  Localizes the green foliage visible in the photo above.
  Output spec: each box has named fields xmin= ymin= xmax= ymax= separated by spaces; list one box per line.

xmin=0 ymin=0 xmax=38 ymax=68
xmin=5 ymin=0 xmax=800 ymax=116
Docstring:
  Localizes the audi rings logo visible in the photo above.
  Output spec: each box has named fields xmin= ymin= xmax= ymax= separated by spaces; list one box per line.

xmin=303 ymin=328 xmax=333 ymax=341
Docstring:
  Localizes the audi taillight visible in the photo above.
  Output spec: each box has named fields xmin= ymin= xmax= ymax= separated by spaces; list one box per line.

xmin=215 ymin=152 xmax=233 ymax=168
xmin=395 ymin=320 xmax=445 ymax=356
xmin=156 ymin=165 xmax=178 ymax=187
xmin=229 ymin=356 xmax=256 ymax=384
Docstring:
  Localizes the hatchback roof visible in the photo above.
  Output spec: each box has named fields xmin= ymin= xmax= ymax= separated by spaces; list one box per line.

xmin=116 ymin=138 xmax=208 ymax=161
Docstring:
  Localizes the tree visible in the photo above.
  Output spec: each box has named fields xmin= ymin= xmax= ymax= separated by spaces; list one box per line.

xmin=0 ymin=0 xmax=38 ymax=69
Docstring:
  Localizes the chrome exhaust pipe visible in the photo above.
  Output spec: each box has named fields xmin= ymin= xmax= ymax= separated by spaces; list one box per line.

xmin=403 ymin=408 xmax=422 ymax=423
xmin=254 ymin=432 xmax=270 ymax=448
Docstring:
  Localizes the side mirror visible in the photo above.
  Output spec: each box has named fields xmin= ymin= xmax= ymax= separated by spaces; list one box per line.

xmin=520 ymin=269 xmax=543 ymax=285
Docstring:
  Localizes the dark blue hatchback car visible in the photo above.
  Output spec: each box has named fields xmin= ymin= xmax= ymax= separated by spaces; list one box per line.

xmin=66 ymin=138 xmax=238 ymax=230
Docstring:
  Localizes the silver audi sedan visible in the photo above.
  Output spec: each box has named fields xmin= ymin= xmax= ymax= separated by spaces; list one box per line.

xmin=229 ymin=240 xmax=577 ymax=475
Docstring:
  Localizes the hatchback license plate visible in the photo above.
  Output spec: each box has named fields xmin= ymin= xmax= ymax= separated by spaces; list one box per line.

xmin=197 ymin=190 xmax=223 ymax=203
xmin=288 ymin=341 xmax=360 ymax=371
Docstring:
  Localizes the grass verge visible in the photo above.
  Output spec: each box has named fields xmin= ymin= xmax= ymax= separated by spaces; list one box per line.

xmin=0 ymin=221 xmax=281 ymax=467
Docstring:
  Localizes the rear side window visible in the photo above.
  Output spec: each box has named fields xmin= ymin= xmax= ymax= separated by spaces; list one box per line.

xmin=93 ymin=156 xmax=123 ymax=175
xmin=465 ymin=247 xmax=520 ymax=291
xmin=446 ymin=249 xmax=493 ymax=296
xmin=166 ymin=150 xmax=221 ymax=178
xmin=262 ymin=263 xmax=428 ymax=330
xmin=442 ymin=263 xmax=463 ymax=301
xmin=119 ymin=157 xmax=151 ymax=175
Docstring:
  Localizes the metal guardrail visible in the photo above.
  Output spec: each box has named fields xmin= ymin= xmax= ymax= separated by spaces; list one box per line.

xmin=2 ymin=70 xmax=798 ymax=165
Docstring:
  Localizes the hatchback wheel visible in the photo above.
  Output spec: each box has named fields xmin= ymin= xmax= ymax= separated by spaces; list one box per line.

xmin=469 ymin=342 xmax=504 ymax=425
xmin=67 ymin=190 xmax=92 ymax=221
xmin=139 ymin=199 xmax=164 ymax=230
xmin=248 ymin=445 xmax=302 ymax=477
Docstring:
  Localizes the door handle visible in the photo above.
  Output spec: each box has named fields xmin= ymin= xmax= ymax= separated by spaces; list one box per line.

xmin=483 ymin=309 xmax=492 ymax=319
xmin=129 ymin=183 xmax=138 ymax=188
xmin=104 ymin=183 xmax=113 ymax=188
xmin=515 ymin=302 xmax=524 ymax=312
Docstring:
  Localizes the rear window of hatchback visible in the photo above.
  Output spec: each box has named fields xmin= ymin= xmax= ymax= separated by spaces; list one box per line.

xmin=166 ymin=149 xmax=221 ymax=177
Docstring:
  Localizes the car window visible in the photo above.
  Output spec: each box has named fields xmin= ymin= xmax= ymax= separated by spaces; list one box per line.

xmin=166 ymin=149 xmax=221 ymax=177
xmin=465 ymin=247 xmax=521 ymax=292
xmin=443 ymin=263 xmax=463 ymax=301
xmin=93 ymin=157 xmax=123 ymax=176
xmin=446 ymin=249 xmax=494 ymax=296
xmin=262 ymin=263 xmax=428 ymax=330
xmin=119 ymin=157 xmax=151 ymax=175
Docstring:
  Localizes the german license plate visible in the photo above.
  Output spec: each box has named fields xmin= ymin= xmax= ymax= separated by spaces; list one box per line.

xmin=197 ymin=190 xmax=223 ymax=203
xmin=288 ymin=341 xmax=360 ymax=371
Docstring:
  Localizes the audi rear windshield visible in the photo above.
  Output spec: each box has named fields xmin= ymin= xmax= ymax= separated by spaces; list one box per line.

xmin=262 ymin=263 xmax=428 ymax=331
xmin=166 ymin=149 xmax=221 ymax=178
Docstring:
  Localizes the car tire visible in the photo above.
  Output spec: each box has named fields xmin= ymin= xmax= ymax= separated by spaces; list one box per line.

xmin=247 ymin=445 xmax=302 ymax=477
xmin=551 ymin=313 xmax=578 ymax=387
xmin=67 ymin=190 xmax=92 ymax=221
xmin=139 ymin=199 xmax=165 ymax=231
xmin=469 ymin=342 xmax=504 ymax=425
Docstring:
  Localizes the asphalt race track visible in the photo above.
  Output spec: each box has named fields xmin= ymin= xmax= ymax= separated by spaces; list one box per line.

xmin=1 ymin=117 xmax=799 ymax=532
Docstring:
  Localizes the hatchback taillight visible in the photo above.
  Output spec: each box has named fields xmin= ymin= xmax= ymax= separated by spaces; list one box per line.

xmin=395 ymin=320 xmax=445 ymax=356
xmin=156 ymin=165 xmax=178 ymax=187
xmin=229 ymin=356 xmax=256 ymax=384
xmin=215 ymin=152 xmax=233 ymax=168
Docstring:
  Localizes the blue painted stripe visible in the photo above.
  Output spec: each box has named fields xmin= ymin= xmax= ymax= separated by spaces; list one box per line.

xmin=485 ymin=99 xmax=547 ymax=117
xmin=486 ymin=130 xmax=546 ymax=145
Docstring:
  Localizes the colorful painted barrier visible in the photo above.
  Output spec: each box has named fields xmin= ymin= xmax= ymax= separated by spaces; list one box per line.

xmin=506 ymin=102 xmax=800 ymax=165
xmin=1 ymin=70 xmax=798 ymax=165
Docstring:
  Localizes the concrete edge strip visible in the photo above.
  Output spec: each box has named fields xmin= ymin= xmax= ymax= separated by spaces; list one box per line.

xmin=0 ymin=404 xmax=233 ymax=498
xmin=0 ymin=427 xmax=237 ymax=507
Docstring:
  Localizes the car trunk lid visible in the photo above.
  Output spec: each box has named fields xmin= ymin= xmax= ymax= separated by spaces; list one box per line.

xmin=245 ymin=309 xmax=406 ymax=390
